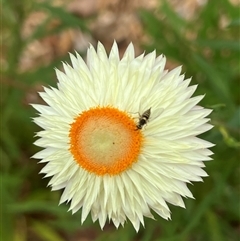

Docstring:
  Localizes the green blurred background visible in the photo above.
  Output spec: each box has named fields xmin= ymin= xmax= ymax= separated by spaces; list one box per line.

xmin=1 ymin=0 xmax=239 ymax=240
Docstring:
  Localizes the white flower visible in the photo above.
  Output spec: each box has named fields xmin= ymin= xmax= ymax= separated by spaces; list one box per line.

xmin=32 ymin=42 xmax=214 ymax=231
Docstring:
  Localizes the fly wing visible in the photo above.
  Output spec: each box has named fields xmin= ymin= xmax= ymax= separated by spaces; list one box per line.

xmin=151 ymin=107 xmax=164 ymax=121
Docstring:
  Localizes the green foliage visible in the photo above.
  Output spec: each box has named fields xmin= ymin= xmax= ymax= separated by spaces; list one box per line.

xmin=1 ymin=0 xmax=239 ymax=240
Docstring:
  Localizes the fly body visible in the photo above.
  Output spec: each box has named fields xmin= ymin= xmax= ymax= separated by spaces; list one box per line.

xmin=136 ymin=108 xmax=151 ymax=130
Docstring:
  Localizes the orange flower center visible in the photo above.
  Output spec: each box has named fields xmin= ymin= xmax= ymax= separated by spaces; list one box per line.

xmin=69 ymin=106 xmax=143 ymax=176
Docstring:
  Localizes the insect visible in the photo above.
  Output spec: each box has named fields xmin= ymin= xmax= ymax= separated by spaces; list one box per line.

xmin=136 ymin=108 xmax=151 ymax=130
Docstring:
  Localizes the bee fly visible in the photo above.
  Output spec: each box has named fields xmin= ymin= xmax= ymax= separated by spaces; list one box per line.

xmin=136 ymin=108 xmax=151 ymax=130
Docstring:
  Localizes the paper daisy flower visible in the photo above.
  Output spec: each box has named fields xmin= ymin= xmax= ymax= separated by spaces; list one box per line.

xmin=32 ymin=42 xmax=214 ymax=231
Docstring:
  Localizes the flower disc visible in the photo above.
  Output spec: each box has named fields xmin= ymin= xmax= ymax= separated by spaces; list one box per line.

xmin=69 ymin=106 xmax=142 ymax=175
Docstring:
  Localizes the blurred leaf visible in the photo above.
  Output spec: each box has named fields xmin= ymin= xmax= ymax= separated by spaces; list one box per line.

xmin=8 ymin=200 xmax=68 ymax=214
xmin=13 ymin=217 xmax=27 ymax=241
xmin=31 ymin=221 xmax=65 ymax=241
xmin=161 ymin=0 xmax=188 ymax=33
xmin=27 ymin=1 xmax=88 ymax=42
xmin=219 ymin=126 xmax=240 ymax=148
xmin=192 ymin=53 xmax=234 ymax=111
xmin=228 ymin=106 xmax=240 ymax=128
xmin=195 ymin=40 xmax=240 ymax=51
xmin=37 ymin=2 xmax=88 ymax=29
xmin=206 ymin=211 xmax=224 ymax=241
xmin=229 ymin=18 xmax=240 ymax=26
xmin=19 ymin=54 xmax=70 ymax=85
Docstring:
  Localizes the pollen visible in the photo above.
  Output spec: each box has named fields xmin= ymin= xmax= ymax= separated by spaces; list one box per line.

xmin=69 ymin=106 xmax=143 ymax=176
